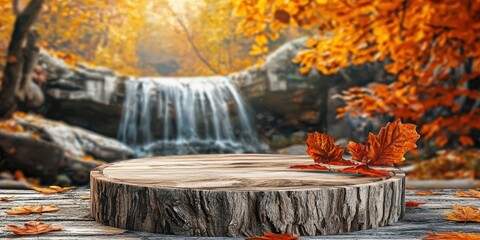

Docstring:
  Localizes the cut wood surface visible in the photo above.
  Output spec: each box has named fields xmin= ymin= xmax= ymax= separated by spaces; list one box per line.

xmin=91 ymin=154 xmax=405 ymax=237
xmin=1 ymin=189 xmax=479 ymax=239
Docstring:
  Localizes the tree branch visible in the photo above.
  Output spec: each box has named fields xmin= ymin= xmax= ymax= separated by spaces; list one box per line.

xmin=0 ymin=0 xmax=45 ymax=118
xmin=166 ymin=6 xmax=219 ymax=75
xmin=12 ymin=0 xmax=24 ymax=16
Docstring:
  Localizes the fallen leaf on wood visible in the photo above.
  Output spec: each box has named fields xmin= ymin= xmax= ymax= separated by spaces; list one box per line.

xmin=5 ymin=221 xmax=62 ymax=235
xmin=31 ymin=186 xmax=75 ymax=194
xmin=364 ymin=119 xmax=420 ymax=166
xmin=247 ymin=232 xmax=300 ymax=240
xmin=424 ymin=232 xmax=480 ymax=239
xmin=289 ymin=164 xmax=329 ymax=171
xmin=415 ymin=190 xmax=437 ymax=196
xmin=348 ymin=141 xmax=367 ymax=162
xmin=338 ymin=165 xmax=391 ymax=178
xmin=80 ymin=195 xmax=91 ymax=200
xmin=406 ymin=201 xmax=427 ymax=207
xmin=456 ymin=190 xmax=480 ymax=198
xmin=305 ymin=132 xmax=345 ymax=164
xmin=444 ymin=206 xmax=480 ymax=223
xmin=0 ymin=196 xmax=13 ymax=202
xmin=7 ymin=205 xmax=61 ymax=215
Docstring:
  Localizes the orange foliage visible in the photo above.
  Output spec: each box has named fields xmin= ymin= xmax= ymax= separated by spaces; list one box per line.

xmin=304 ymin=132 xmax=344 ymax=164
xmin=31 ymin=186 xmax=76 ymax=194
xmin=7 ymin=205 xmax=61 ymax=215
xmin=247 ymin=232 xmax=300 ymax=240
xmin=291 ymin=119 xmax=418 ymax=177
xmin=406 ymin=201 xmax=426 ymax=207
xmin=456 ymin=190 xmax=480 ymax=199
xmin=0 ymin=196 xmax=13 ymax=201
xmin=414 ymin=190 xmax=437 ymax=196
xmin=363 ymin=119 xmax=420 ymax=165
xmin=409 ymin=150 xmax=480 ymax=180
xmin=424 ymin=232 xmax=480 ymax=240
xmin=5 ymin=221 xmax=62 ymax=235
xmin=444 ymin=206 xmax=480 ymax=223
xmin=234 ymin=0 xmax=480 ymax=147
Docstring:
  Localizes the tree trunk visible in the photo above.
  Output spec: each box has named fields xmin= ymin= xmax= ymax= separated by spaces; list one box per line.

xmin=0 ymin=0 xmax=45 ymax=119
xmin=91 ymin=154 xmax=405 ymax=237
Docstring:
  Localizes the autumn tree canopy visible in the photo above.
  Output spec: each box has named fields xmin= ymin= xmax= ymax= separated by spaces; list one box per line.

xmin=0 ymin=0 xmax=303 ymax=77
xmin=234 ymin=0 xmax=480 ymax=148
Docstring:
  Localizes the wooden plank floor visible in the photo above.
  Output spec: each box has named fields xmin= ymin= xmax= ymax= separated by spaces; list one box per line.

xmin=0 ymin=189 xmax=479 ymax=239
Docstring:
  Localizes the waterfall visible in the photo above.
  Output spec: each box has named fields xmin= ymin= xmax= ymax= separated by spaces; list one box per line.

xmin=118 ymin=76 xmax=263 ymax=156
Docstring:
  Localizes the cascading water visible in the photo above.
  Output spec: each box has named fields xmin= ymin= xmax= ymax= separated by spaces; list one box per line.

xmin=118 ymin=76 xmax=264 ymax=156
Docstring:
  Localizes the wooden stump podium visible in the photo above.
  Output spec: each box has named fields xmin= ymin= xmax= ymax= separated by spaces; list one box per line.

xmin=90 ymin=154 xmax=405 ymax=237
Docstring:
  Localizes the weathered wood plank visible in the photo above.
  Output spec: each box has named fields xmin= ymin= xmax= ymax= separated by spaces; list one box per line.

xmin=1 ymin=188 xmax=479 ymax=239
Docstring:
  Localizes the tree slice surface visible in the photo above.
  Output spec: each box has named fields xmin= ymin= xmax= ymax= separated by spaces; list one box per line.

xmin=91 ymin=154 xmax=405 ymax=237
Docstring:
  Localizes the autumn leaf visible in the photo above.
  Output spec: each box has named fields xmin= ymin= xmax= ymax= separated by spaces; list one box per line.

xmin=415 ymin=190 xmax=437 ymax=196
xmin=305 ymin=132 xmax=345 ymax=164
xmin=424 ymin=232 xmax=480 ymax=240
xmin=444 ymin=206 xmax=480 ymax=223
xmin=247 ymin=232 xmax=300 ymax=240
xmin=7 ymin=55 xmax=17 ymax=63
xmin=31 ymin=186 xmax=76 ymax=194
xmin=365 ymin=119 xmax=420 ymax=166
xmin=456 ymin=190 xmax=480 ymax=199
xmin=5 ymin=221 xmax=62 ymax=235
xmin=80 ymin=195 xmax=91 ymax=200
xmin=289 ymin=164 xmax=329 ymax=171
xmin=274 ymin=10 xmax=290 ymax=24
xmin=406 ymin=201 xmax=427 ymax=207
xmin=0 ymin=196 xmax=13 ymax=202
xmin=338 ymin=165 xmax=391 ymax=178
xmin=347 ymin=141 xmax=366 ymax=162
xmin=7 ymin=205 xmax=61 ymax=215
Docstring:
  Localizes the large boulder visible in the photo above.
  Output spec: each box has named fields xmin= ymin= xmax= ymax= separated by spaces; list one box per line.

xmin=38 ymin=50 xmax=127 ymax=138
xmin=0 ymin=113 xmax=133 ymax=185
xmin=230 ymin=38 xmax=390 ymax=144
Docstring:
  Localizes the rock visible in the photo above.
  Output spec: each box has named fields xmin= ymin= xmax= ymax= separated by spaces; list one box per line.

xmin=0 ymin=132 xmax=64 ymax=184
xmin=15 ymin=113 xmax=133 ymax=161
xmin=0 ymin=113 xmax=133 ymax=184
xmin=0 ymin=171 xmax=14 ymax=180
xmin=289 ymin=131 xmax=306 ymax=145
xmin=276 ymin=144 xmax=307 ymax=155
xmin=0 ymin=179 xmax=31 ymax=189
xmin=38 ymin=50 xmax=126 ymax=138
xmin=55 ymin=174 xmax=72 ymax=187
xmin=270 ymin=134 xmax=289 ymax=149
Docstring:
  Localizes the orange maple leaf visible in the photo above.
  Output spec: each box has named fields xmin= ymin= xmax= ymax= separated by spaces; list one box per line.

xmin=338 ymin=165 xmax=391 ymax=178
xmin=456 ymin=190 xmax=480 ymax=199
xmin=415 ymin=190 xmax=437 ymax=196
xmin=247 ymin=232 xmax=300 ymax=240
xmin=406 ymin=201 xmax=426 ymax=207
xmin=31 ymin=186 xmax=75 ymax=194
xmin=81 ymin=195 xmax=91 ymax=200
xmin=424 ymin=232 xmax=480 ymax=240
xmin=0 ymin=196 xmax=13 ymax=202
xmin=365 ymin=119 xmax=420 ymax=166
xmin=5 ymin=221 xmax=62 ymax=235
xmin=347 ymin=141 xmax=367 ymax=162
xmin=7 ymin=205 xmax=61 ymax=215
xmin=305 ymin=132 xmax=344 ymax=164
xmin=444 ymin=206 xmax=480 ymax=223
xmin=289 ymin=164 xmax=329 ymax=171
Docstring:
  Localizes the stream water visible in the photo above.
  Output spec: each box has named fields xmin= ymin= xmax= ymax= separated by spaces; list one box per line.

xmin=118 ymin=76 xmax=264 ymax=156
